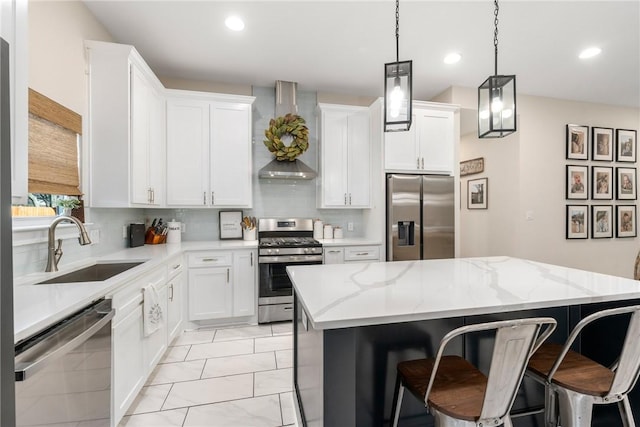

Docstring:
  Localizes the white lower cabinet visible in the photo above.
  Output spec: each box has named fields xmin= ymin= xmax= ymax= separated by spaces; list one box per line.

xmin=111 ymin=266 xmax=167 ymax=425
xmin=187 ymin=249 xmax=256 ymax=322
xmin=112 ymin=301 xmax=145 ymax=424
xmin=167 ymin=256 xmax=185 ymax=344
xmin=323 ymin=245 xmax=381 ymax=264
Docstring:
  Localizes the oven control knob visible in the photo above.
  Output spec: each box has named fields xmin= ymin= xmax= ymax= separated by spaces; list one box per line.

xmin=275 ymin=249 xmax=279 ymax=254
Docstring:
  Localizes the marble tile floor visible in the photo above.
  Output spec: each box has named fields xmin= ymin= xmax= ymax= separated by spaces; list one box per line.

xmin=119 ymin=322 xmax=297 ymax=427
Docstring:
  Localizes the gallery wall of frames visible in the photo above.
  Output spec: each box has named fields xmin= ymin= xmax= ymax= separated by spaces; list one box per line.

xmin=565 ymin=124 xmax=638 ymax=239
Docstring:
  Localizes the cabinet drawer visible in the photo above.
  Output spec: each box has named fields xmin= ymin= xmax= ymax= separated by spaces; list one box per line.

xmin=344 ymin=246 xmax=380 ymax=262
xmin=188 ymin=252 xmax=232 ymax=268
xmin=167 ymin=254 xmax=185 ymax=279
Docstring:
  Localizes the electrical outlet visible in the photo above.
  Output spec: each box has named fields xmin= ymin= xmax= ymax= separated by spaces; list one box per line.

xmin=347 ymin=222 xmax=354 ymax=231
xmin=122 ymin=225 xmax=127 ymax=239
xmin=90 ymin=229 xmax=100 ymax=244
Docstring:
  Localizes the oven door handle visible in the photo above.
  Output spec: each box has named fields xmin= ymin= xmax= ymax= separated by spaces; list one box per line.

xmin=259 ymin=255 xmax=323 ymax=264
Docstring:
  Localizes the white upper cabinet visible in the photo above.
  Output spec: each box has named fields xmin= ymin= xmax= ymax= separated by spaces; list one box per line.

xmin=384 ymin=101 xmax=457 ymax=175
xmin=317 ymin=103 xmax=371 ymax=208
xmin=86 ymin=40 xmax=165 ymax=207
xmin=166 ymin=90 xmax=254 ymax=208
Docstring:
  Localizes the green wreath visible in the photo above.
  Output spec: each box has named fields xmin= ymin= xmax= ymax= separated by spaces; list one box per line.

xmin=263 ymin=113 xmax=309 ymax=161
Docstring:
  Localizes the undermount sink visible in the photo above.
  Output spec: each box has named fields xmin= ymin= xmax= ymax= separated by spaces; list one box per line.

xmin=36 ymin=262 xmax=146 ymax=285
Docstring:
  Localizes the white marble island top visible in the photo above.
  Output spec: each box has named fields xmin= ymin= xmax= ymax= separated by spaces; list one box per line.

xmin=287 ymin=256 xmax=640 ymax=330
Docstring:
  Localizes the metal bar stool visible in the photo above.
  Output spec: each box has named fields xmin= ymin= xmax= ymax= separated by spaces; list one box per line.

xmin=390 ymin=317 xmax=557 ymax=427
xmin=526 ymin=305 xmax=640 ymax=427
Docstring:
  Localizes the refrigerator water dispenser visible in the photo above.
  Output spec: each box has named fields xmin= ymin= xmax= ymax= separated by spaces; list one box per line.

xmin=397 ymin=221 xmax=415 ymax=246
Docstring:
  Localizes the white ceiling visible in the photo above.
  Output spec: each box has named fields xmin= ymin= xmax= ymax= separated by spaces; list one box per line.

xmin=83 ymin=1 xmax=640 ymax=108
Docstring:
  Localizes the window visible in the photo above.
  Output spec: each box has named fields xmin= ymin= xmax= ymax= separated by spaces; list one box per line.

xmin=12 ymin=89 xmax=84 ymax=219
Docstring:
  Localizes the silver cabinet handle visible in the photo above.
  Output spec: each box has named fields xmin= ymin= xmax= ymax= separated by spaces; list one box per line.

xmin=344 ymin=193 xmax=347 ymax=205
xmin=417 ymin=158 xmax=420 ymax=169
xmin=327 ymin=250 xmax=341 ymax=254
xmin=202 ymin=258 xmax=218 ymax=262
xmin=250 ymin=252 xmax=253 ymax=266
xmin=203 ymin=192 xmax=206 ymax=205
xmin=172 ymin=264 xmax=182 ymax=270
xmin=356 ymin=252 xmax=370 ymax=256
xmin=211 ymin=192 xmax=214 ymax=205
xmin=421 ymin=157 xmax=424 ymax=169
xmin=169 ymin=283 xmax=174 ymax=301
xmin=349 ymin=193 xmax=352 ymax=205
xmin=227 ymin=268 xmax=230 ymax=283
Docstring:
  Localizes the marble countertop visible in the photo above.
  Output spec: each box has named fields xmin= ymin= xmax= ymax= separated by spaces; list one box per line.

xmin=316 ymin=238 xmax=382 ymax=247
xmin=287 ymin=256 xmax=640 ymax=330
xmin=14 ymin=240 xmax=258 ymax=343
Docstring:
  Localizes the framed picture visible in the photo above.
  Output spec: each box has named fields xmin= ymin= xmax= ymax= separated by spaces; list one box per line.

xmin=616 ymin=129 xmax=637 ymax=162
xmin=566 ymin=124 xmax=589 ymax=160
xmin=219 ymin=210 xmax=243 ymax=239
xmin=592 ymin=127 xmax=613 ymax=161
xmin=591 ymin=205 xmax=613 ymax=238
xmin=467 ymin=177 xmax=488 ymax=209
xmin=616 ymin=167 xmax=636 ymax=200
xmin=460 ymin=157 xmax=485 ymax=177
xmin=616 ymin=205 xmax=637 ymax=238
xmin=566 ymin=165 xmax=588 ymax=200
xmin=566 ymin=205 xmax=588 ymax=239
xmin=591 ymin=166 xmax=613 ymax=200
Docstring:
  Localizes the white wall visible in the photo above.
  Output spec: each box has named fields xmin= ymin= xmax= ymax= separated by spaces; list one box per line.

xmin=453 ymin=86 xmax=640 ymax=278
xmin=29 ymin=0 xmax=112 ymax=113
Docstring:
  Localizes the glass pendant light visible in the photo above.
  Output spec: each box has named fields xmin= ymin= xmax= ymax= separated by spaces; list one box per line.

xmin=478 ymin=0 xmax=516 ymax=138
xmin=384 ymin=0 xmax=412 ymax=132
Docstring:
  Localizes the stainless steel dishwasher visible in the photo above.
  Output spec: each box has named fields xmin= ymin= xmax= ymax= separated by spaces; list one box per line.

xmin=14 ymin=298 xmax=115 ymax=427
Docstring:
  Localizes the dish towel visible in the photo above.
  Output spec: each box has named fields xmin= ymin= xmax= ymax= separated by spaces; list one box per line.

xmin=143 ymin=283 xmax=163 ymax=337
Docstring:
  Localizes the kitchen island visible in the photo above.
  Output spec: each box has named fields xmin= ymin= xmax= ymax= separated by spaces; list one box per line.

xmin=287 ymin=256 xmax=640 ymax=427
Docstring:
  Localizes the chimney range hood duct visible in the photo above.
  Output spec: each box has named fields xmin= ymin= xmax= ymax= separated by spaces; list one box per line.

xmin=259 ymin=81 xmax=316 ymax=180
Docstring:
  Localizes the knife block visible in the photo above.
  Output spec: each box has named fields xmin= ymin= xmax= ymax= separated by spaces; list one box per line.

xmin=145 ymin=227 xmax=166 ymax=244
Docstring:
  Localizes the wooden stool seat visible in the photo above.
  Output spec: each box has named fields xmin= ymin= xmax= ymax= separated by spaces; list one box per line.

xmin=527 ymin=343 xmax=613 ymax=396
xmin=397 ymin=355 xmax=488 ymax=421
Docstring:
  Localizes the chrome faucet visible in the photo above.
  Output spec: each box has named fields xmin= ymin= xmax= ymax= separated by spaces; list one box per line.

xmin=45 ymin=215 xmax=92 ymax=272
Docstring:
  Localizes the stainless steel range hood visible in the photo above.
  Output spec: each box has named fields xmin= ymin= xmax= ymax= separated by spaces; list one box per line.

xmin=259 ymin=81 xmax=316 ymax=180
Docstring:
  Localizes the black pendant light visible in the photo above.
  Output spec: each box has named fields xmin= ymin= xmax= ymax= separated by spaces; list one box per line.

xmin=478 ymin=0 xmax=516 ymax=138
xmin=384 ymin=0 xmax=412 ymax=132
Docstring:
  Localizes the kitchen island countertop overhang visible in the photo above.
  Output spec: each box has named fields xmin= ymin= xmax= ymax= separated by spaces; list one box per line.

xmin=286 ymin=256 xmax=640 ymax=330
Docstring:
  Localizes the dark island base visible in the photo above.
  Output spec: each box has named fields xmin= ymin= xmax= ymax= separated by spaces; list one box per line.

xmin=293 ymin=295 xmax=640 ymax=427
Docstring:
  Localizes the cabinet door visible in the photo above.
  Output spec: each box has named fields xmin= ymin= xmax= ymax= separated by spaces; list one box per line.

xmin=143 ymin=284 xmax=168 ymax=374
xmin=384 ymin=115 xmax=418 ymax=171
xmin=113 ymin=305 xmax=145 ymax=424
xmin=347 ymin=111 xmax=371 ymax=207
xmin=321 ymin=110 xmax=349 ymax=207
xmin=415 ymin=109 xmax=454 ymax=174
xmin=130 ymin=65 xmax=152 ymax=205
xmin=166 ymin=99 xmax=210 ymax=206
xmin=210 ymin=102 xmax=252 ymax=207
xmin=323 ymin=247 xmax=345 ymax=264
xmin=148 ymin=88 xmax=165 ymax=205
xmin=167 ymin=271 xmax=184 ymax=343
xmin=188 ymin=267 xmax=232 ymax=320
xmin=233 ymin=251 xmax=256 ymax=317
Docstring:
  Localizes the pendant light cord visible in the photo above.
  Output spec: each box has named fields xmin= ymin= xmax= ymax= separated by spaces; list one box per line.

xmin=395 ymin=0 xmax=400 ymax=63
xmin=494 ymin=0 xmax=499 ymax=76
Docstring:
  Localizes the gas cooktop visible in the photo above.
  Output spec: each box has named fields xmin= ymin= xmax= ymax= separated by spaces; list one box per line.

xmin=259 ymin=237 xmax=321 ymax=248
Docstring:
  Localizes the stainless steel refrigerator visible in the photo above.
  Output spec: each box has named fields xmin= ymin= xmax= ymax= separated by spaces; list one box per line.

xmin=0 ymin=36 xmax=16 ymax=426
xmin=386 ymin=174 xmax=454 ymax=261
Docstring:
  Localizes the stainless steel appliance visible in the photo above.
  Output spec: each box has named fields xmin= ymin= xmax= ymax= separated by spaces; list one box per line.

xmin=14 ymin=298 xmax=115 ymax=426
xmin=258 ymin=218 xmax=322 ymax=323
xmin=0 ymin=36 xmax=15 ymax=426
xmin=387 ymin=173 xmax=455 ymax=261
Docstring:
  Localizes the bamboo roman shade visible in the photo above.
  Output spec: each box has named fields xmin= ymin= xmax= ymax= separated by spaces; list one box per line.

xmin=28 ymin=89 xmax=82 ymax=195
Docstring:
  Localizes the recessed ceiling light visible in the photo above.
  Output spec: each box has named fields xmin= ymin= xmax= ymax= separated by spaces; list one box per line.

xmin=444 ymin=52 xmax=462 ymax=64
xmin=579 ymin=47 xmax=601 ymax=59
xmin=225 ymin=16 xmax=245 ymax=31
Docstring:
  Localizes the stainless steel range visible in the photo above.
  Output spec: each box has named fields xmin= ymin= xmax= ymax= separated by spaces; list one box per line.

xmin=258 ymin=218 xmax=323 ymax=323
